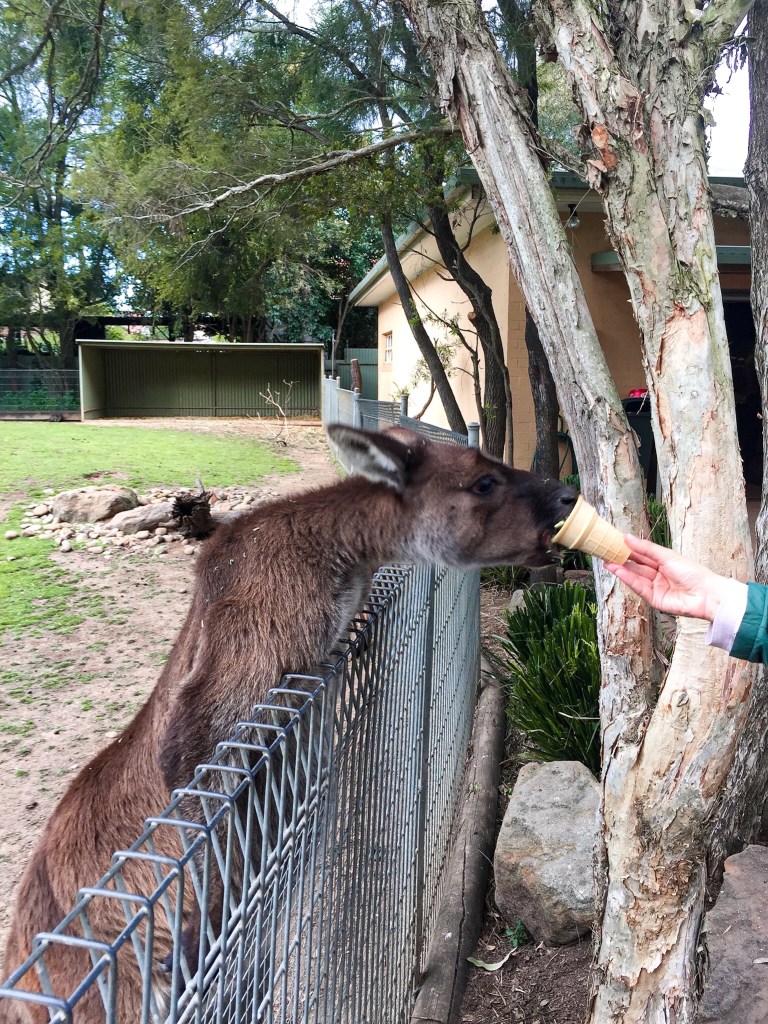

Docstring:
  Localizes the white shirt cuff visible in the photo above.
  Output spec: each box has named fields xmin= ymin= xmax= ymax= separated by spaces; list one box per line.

xmin=706 ymin=580 xmax=750 ymax=653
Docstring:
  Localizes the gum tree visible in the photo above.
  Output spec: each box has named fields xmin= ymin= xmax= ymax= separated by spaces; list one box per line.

xmin=398 ymin=0 xmax=756 ymax=1020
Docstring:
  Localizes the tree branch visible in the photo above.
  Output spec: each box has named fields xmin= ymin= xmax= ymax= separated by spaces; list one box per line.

xmin=710 ymin=181 xmax=749 ymax=217
xmin=0 ymin=1 xmax=60 ymax=87
xmin=699 ymin=0 xmax=755 ymax=50
xmin=126 ymin=125 xmax=456 ymax=222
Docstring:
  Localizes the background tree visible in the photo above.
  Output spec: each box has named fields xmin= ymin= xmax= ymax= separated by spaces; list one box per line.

xmin=0 ymin=0 xmax=120 ymax=366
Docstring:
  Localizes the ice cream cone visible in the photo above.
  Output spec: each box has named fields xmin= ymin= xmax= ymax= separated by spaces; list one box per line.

xmin=552 ymin=495 xmax=631 ymax=564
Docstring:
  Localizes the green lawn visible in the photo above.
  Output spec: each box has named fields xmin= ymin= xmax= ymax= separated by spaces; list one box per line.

xmin=0 ymin=422 xmax=300 ymax=634
xmin=0 ymin=422 xmax=298 ymax=497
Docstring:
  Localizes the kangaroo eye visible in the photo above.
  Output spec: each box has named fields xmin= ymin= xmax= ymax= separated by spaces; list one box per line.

xmin=470 ymin=475 xmax=496 ymax=496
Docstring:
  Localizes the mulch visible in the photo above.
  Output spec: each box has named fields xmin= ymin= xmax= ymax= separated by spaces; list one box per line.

xmin=461 ymin=917 xmax=593 ymax=1023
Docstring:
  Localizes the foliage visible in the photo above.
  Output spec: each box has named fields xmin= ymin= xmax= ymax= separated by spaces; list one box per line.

xmin=498 ymin=583 xmax=601 ymax=775
xmin=505 ymin=920 xmax=532 ymax=948
xmin=0 ymin=388 xmax=79 ymax=412
xmin=0 ymin=423 xmax=298 ymax=497
xmin=0 ymin=0 xmax=123 ymax=366
xmin=480 ymin=564 xmax=529 ymax=589
xmin=646 ymin=493 xmax=671 ymax=548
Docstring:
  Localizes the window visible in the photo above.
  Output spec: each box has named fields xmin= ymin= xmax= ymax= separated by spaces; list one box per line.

xmin=384 ymin=332 xmax=393 ymax=363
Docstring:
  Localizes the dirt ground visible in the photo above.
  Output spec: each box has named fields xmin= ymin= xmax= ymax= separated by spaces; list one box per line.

xmin=0 ymin=417 xmax=593 ymax=1019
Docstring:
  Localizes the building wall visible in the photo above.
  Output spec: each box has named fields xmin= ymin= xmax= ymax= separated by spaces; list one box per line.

xmin=377 ymin=210 xmax=750 ymax=469
xmin=377 ymin=228 xmax=510 ymax=428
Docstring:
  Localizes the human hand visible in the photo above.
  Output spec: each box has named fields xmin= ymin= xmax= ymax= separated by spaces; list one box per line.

xmin=604 ymin=534 xmax=736 ymax=623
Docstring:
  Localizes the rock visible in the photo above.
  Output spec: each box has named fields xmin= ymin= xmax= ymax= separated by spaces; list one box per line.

xmin=60 ymin=540 xmax=72 ymax=552
xmin=52 ymin=485 xmax=139 ymax=524
xmin=30 ymin=503 xmax=51 ymax=517
xmin=4 ymin=531 xmax=19 ymax=540
xmin=494 ymin=761 xmax=598 ymax=945
xmin=110 ymin=502 xmax=174 ymax=536
xmin=506 ymin=589 xmax=527 ymax=615
xmin=154 ymin=526 xmax=168 ymax=537
xmin=183 ymin=544 xmax=196 ymax=555
xmin=698 ymin=845 xmax=768 ymax=1023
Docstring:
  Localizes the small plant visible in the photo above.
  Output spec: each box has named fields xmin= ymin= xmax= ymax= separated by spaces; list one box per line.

xmin=505 ymin=920 xmax=532 ymax=948
xmin=646 ymin=493 xmax=671 ymax=547
xmin=497 ymin=582 xmax=601 ymax=774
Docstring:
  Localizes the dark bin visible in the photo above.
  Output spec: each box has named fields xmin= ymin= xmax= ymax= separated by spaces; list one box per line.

xmin=623 ymin=395 xmax=657 ymax=493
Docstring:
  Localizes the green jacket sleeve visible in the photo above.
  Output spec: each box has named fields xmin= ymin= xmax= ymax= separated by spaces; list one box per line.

xmin=731 ymin=582 xmax=768 ymax=664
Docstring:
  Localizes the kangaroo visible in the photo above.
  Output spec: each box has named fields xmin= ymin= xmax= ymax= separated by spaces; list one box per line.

xmin=0 ymin=425 xmax=576 ymax=1024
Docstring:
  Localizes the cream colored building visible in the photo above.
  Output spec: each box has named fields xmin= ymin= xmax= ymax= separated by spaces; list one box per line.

xmin=350 ymin=172 xmax=753 ymax=473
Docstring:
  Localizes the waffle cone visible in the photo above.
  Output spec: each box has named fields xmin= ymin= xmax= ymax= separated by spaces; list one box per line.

xmin=552 ymin=496 xmax=631 ymax=564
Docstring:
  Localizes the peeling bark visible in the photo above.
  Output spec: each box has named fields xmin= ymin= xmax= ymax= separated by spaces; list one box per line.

xmin=399 ymin=0 xmax=756 ymax=1020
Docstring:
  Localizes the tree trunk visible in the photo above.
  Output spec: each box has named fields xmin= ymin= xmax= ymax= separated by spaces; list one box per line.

xmin=400 ymin=0 xmax=755 ymax=1019
xmin=713 ymin=0 xmax=768 ymax=864
xmin=525 ymin=311 xmax=560 ymax=480
xmin=381 ymin=213 xmax=467 ymax=435
xmin=427 ymin=201 xmax=512 ymax=459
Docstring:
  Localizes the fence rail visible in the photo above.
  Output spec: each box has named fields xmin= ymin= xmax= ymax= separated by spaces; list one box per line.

xmin=322 ymin=378 xmax=478 ymax=449
xmin=0 ymin=565 xmax=481 ymax=1024
xmin=0 ymin=369 xmax=80 ymax=413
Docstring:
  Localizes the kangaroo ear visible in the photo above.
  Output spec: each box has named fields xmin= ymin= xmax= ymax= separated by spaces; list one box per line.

xmin=327 ymin=425 xmax=425 ymax=490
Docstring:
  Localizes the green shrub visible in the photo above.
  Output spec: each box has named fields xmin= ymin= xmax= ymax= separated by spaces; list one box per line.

xmin=480 ymin=564 xmax=529 ymax=589
xmin=646 ymin=493 xmax=670 ymax=547
xmin=498 ymin=582 xmax=601 ymax=775
xmin=105 ymin=325 xmax=132 ymax=340
xmin=0 ymin=388 xmax=79 ymax=411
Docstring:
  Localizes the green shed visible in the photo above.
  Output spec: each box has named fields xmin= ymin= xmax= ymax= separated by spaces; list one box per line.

xmin=77 ymin=340 xmax=324 ymax=420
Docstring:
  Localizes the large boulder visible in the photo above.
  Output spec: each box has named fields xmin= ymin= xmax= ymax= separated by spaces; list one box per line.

xmin=110 ymin=501 xmax=174 ymax=535
xmin=494 ymin=760 xmax=598 ymax=945
xmin=697 ymin=845 xmax=768 ymax=1023
xmin=52 ymin=485 xmax=139 ymax=524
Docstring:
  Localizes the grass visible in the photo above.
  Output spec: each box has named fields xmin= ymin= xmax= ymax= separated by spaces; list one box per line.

xmin=0 ymin=421 xmax=300 ymax=635
xmin=0 ymin=422 xmax=298 ymax=497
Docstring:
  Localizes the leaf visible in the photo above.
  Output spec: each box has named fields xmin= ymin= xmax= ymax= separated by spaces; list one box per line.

xmin=467 ymin=950 xmax=514 ymax=972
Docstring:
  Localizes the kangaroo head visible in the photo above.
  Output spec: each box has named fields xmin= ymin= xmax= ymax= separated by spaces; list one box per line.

xmin=327 ymin=425 xmax=577 ymax=568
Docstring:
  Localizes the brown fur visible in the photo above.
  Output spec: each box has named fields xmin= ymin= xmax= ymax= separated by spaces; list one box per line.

xmin=0 ymin=427 xmax=576 ymax=1023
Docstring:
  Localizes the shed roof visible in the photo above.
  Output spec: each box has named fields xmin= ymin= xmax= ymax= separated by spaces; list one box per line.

xmin=76 ymin=340 xmax=325 ymax=352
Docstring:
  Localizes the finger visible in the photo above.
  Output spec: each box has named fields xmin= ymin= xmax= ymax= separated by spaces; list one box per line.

xmin=623 ymin=534 xmax=677 ymax=566
xmin=605 ymin=559 xmax=658 ymax=582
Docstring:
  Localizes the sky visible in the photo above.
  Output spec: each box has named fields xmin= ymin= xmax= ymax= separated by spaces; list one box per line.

xmin=706 ymin=62 xmax=750 ymax=177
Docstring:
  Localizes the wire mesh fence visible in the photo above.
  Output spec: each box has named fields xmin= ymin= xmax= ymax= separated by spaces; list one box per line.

xmin=0 ymin=370 xmax=80 ymax=413
xmin=0 ymin=563 xmax=480 ymax=1024
xmin=322 ymin=378 xmax=472 ymax=448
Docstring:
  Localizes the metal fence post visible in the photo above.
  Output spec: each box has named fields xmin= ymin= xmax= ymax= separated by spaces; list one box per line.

xmin=353 ymin=388 xmax=362 ymax=428
xmin=413 ymin=566 xmax=437 ymax=985
xmin=399 ymin=393 xmax=409 ymax=423
xmin=467 ymin=422 xmax=481 ymax=448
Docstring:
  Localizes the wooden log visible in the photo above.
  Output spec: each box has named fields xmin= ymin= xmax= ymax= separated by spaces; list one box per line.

xmin=411 ymin=662 xmax=506 ymax=1024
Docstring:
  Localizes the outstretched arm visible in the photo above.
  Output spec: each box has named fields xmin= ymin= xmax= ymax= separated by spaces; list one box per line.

xmin=604 ymin=534 xmax=740 ymax=623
